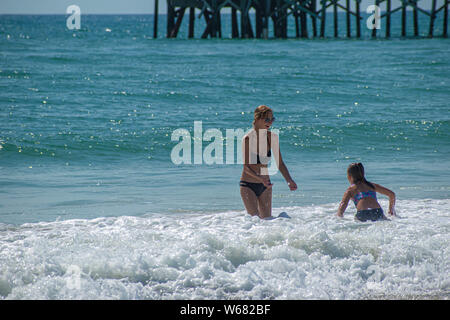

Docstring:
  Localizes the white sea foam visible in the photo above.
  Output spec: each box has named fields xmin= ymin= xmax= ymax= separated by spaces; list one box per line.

xmin=0 ymin=198 xmax=449 ymax=300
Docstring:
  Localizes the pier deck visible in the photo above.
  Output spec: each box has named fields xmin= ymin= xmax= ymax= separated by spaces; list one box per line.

xmin=152 ymin=0 xmax=449 ymax=38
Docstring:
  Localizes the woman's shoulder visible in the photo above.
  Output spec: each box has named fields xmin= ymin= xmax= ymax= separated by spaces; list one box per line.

xmin=268 ymin=130 xmax=277 ymax=137
xmin=267 ymin=130 xmax=278 ymax=142
xmin=242 ymin=129 xmax=255 ymax=141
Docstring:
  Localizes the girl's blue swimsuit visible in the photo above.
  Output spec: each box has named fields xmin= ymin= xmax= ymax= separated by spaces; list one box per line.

xmin=352 ymin=189 xmax=388 ymax=221
xmin=355 ymin=208 xmax=388 ymax=222
xmin=352 ymin=190 xmax=377 ymax=206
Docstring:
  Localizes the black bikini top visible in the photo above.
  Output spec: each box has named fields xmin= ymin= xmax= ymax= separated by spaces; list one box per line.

xmin=256 ymin=147 xmax=271 ymax=163
xmin=253 ymin=134 xmax=271 ymax=164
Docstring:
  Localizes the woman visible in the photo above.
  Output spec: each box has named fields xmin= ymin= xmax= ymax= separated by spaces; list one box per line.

xmin=240 ymin=105 xmax=297 ymax=219
xmin=336 ymin=162 xmax=396 ymax=221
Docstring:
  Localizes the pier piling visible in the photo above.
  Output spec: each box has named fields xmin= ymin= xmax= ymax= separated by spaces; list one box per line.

xmin=444 ymin=0 xmax=449 ymax=37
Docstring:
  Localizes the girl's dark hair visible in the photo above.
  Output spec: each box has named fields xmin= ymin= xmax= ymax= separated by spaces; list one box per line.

xmin=347 ymin=163 xmax=376 ymax=189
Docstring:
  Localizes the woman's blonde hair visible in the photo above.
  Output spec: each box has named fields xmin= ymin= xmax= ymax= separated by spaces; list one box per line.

xmin=252 ymin=105 xmax=273 ymax=127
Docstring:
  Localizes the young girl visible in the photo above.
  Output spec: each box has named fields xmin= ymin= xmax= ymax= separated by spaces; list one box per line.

xmin=337 ymin=163 xmax=396 ymax=221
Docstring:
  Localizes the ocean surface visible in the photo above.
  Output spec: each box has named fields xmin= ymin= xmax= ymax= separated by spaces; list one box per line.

xmin=0 ymin=14 xmax=449 ymax=299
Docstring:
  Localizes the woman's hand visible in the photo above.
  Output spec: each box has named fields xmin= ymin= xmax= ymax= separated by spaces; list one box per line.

xmin=261 ymin=177 xmax=273 ymax=188
xmin=287 ymin=179 xmax=297 ymax=191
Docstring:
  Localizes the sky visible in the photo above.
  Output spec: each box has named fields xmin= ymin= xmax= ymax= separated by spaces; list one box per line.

xmin=0 ymin=0 xmax=433 ymax=14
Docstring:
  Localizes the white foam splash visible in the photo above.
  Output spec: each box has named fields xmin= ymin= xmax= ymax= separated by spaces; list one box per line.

xmin=0 ymin=198 xmax=449 ymax=299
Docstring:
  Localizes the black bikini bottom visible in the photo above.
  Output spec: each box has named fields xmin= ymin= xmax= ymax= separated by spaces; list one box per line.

xmin=355 ymin=208 xmax=389 ymax=222
xmin=239 ymin=180 xmax=267 ymax=197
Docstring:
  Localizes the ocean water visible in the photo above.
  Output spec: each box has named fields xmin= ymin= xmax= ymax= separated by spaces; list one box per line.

xmin=0 ymin=14 xmax=449 ymax=299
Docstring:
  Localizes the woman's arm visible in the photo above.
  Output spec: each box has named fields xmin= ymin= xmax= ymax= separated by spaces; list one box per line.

xmin=278 ymin=151 xmax=297 ymax=190
xmin=337 ymin=189 xmax=352 ymax=217
xmin=373 ymin=183 xmax=396 ymax=215
xmin=271 ymin=132 xmax=297 ymax=190
xmin=243 ymin=164 xmax=264 ymax=182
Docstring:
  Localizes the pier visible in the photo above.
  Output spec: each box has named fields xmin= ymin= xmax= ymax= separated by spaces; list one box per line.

xmin=152 ymin=0 xmax=449 ymax=38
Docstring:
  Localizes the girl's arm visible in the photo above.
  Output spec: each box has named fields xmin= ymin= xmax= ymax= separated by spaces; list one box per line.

xmin=373 ymin=183 xmax=396 ymax=215
xmin=337 ymin=189 xmax=352 ymax=217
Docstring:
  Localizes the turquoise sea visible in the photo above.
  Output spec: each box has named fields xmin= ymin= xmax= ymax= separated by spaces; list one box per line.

xmin=0 ymin=14 xmax=449 ymax=299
